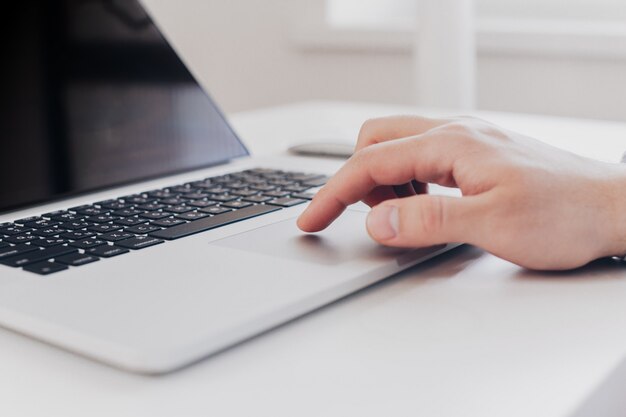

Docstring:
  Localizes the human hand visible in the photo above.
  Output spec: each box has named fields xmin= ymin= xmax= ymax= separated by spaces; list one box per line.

xmin=297 ymin=116 xmax=626 ymax=270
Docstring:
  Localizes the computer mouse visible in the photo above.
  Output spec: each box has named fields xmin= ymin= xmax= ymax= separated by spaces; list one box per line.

xmin=288 ymin=142 xmax=354 ymax=159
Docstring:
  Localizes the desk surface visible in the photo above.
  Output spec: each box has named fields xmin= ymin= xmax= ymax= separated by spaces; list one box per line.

xmin=2 ymin=101 xmax=626 ymax=417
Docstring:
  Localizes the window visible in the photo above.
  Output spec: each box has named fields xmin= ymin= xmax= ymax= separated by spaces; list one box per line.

xmin=327 ymin=0 xmax=416 ymax=30
xmin=293 ymin=0 xmax=626 ymax=58
xmin=478 ymin=0 xmax=626 ymax=21
xmin=326 ymin=0 xmax=626 ymax=30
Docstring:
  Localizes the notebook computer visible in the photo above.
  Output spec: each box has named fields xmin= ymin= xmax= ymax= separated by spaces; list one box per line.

xmin=0 ymin=0 xmax=458 ymax=373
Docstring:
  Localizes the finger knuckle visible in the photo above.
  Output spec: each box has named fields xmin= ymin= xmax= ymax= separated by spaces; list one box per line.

xmin=443 ymin=120 xmax=475 ymax=137
xmin=450 ymin=118 xmax=510 ymax=143
xmin=352 ymin=145 xmax=377 ymax=165
xmin=414 ymin=197 xmax=445 ymax=236
xmin=358 ymin=118 xmax=383 ymax=141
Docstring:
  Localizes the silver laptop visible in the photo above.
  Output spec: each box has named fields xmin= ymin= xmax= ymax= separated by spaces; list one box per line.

xmin=0 ymin=0 xmax=457 ymax=373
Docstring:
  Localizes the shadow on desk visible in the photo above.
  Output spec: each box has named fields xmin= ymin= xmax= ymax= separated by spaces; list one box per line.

xmin=515 ymin=258 xmax=626 ymax=283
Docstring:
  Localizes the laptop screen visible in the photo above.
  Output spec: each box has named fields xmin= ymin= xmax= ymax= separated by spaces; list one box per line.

xmin=0 ymin=0 xmax=248 ymax=214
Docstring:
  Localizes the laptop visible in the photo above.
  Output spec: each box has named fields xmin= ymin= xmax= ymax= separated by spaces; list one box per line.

xmin=0 ymin=0 xmax=457 ymax=373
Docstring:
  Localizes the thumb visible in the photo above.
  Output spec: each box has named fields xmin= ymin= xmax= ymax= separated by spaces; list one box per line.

xmin=366 ymin=194 xmax=486 ymax=247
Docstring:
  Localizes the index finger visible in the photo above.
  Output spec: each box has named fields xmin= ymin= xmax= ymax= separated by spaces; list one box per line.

xmin=297 ymin=132 xmax=464 ymax=232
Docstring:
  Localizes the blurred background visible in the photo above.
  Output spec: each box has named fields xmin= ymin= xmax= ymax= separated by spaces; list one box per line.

xmin=143 ymin=0 xmax=626 ymax=122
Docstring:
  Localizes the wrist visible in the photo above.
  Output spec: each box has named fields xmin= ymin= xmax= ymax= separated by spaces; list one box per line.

xmin=606 ymin=164 xmax=626 ymax=258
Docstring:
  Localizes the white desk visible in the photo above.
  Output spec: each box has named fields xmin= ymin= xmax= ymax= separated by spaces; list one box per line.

xmin=2 ymin=101 xmax=626 ymax=417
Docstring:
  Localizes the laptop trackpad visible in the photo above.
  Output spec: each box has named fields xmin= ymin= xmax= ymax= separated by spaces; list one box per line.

xmin=212 ymin=209 xmax=444 ymax=266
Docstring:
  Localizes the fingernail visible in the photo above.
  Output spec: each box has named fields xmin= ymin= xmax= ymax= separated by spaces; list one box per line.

xmin=367 ymin=205 xmax=399 ymax=241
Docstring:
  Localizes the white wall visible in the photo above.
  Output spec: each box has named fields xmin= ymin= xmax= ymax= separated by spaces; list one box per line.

xmin=478 ymin=54 xmax=626 ymax=122
xmin=143 ymin=0 xmax=626 ymax=122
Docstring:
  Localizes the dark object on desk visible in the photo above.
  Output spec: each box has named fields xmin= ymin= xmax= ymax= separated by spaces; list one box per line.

xmin=289 ymin=142 xmax=354 ymax=159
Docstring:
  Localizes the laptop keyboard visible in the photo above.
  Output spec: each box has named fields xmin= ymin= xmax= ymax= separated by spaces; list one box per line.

xmin=0 ymin=169 xmax=326 ymax=276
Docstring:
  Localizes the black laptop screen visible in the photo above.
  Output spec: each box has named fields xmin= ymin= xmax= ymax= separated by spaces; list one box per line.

xmin=0 ymin=0 xmax=248 ymax=213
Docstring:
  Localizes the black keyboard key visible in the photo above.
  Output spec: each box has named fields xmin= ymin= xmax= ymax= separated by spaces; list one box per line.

xmin=267 ymin=197 xmax=307 ymax=207
xmin=203 ymin=186 xmax=229 ymax=194
xmin=146 ymin=190 xmax=173 ymax=199
xmin=150 ymin=218 xmax=186 ymax=228
xmin=70 ymin=238 xmax=107 ymax=249
xmin=125 ymin=196 xmax=156 ymax=205
xmin=0 ymin=242 xmax=8 ymax=249
xmin=261 ymin=173 xmax=287 ymax=181
xmin=0 ymin=226 xmax=32 ymax=236
xmin=117 ymin=236 xmax=164 ymax=250
xmin=56 ymin=253 xmax=100 ymax=267
xmin=251 ymin=184 xmax=276 ymax=192
xmin=232 ymin=189 xmax=259 ymax=197
xmin=4 ymin=234 xmax=39 ymax=244
xmin=125 ymin=224 xmax=161 ymax=234
xmin=187 ymin=200 xmax=216 ymax=208
xmin=100 ymin=231 xmax=135 ymax=242
xmin=140 ymin=211 xmax=171 ymax=220
xmin=112 ymin=209 xmax=143 ymax=217
xmin=242 ymin=195 xmax=272 ymax=203
xmin=224 ymin=182 xmax=247 ymax=190
xmin=196 ymin=183 xmax=219 ymax=190
xmin=24 ymin=219 xmax=61 ymax=229
xmin=192 ymin=178 xmax=213 ymax=184
xmin=283 ymin=185 xmax=311 ymax=193
xmin=151 ymin=204 xmax=281 ymax=240
xmin=199 ymin=206 xmax=232 ymax=215
xmin=263 ymin=190 xmax=290 ymax=198
xmin=51 ymin=213 xmax=85 ymax=222
xmin=61 ymin=230 xmax=96 ymax=240
xmin=60 ymin=221 xmax=90 ymax=230
xmin=165 ymin=205 xmax=194 ymax=214
xmin=94 ymin=199 xmax=117 ymax=206
xmin=1 ymin=245 xmax=77 ymax=267
xmin=100 ymin=201 xmax=129 ymax=210
xmin=289 ymin=173 xmax=325 ymax=182
xmin=32 ymin=238 xmax=68 ymax=248
xmin=32 ymin=227 xmax=63 ymax=237
xmin=87 ymin=223 xmax=123 ymax=233
xmin=291 ymin=192 xmax=316 ymax=200
xmin=160 ymin=197 xmax=188 ymax=205
xmin=0 ymin=244 xmax=39 ymax=259
xmin=302 ymin=176 xmax=329 ymax=187
xmin=209 ymin=194 xmax=238 ymax=203
xmin=114 ymin=217 xmax=146 ymax=226
xmin=210 ymin=177 xmax=231 ymax=185
xmin=77 ymin=207 xmax=107 ymax=216
xmin=169 ymin=186 xmax=192 ymax=194
xmin=41 ymin=210 xmax=68 ymax=219
xmin=270 ymin=179 xmax=295 ymax=187
xmin=87 ymin=215 xmax=118 ymax=223
xmin=175 ymin=211 xmax=210 ymax=221
xmin=14 ymin=216 xmax=41 ymax=224
xmin=183 ymin=192 xmax=210 ymax=199
xmin=222 ymin=201 xmax=253 ymax=209
xmin=242 ymin=176 xmax=266 ymax=185
xmin=23 ymin=261 xmax=68 ymax=276
xmin=88 ymin=245 xmax=129 ymax=258
xmin=69 ymin=204 xmax=92 ymax=212
xmin=136 ymin=203 xmax=166 ymax=211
